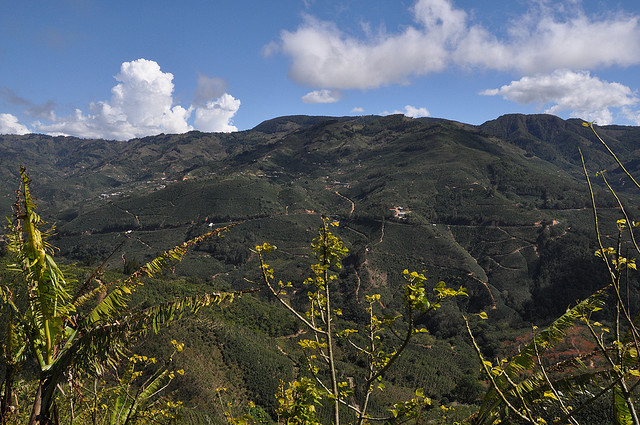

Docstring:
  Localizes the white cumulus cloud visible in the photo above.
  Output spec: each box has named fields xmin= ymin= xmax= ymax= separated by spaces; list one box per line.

xmin=194 ymin=93 xmax=241 ymax=132
xmin=456 ymin=10 xmax=640 ymax=73
xmin=403 ymin=105 xmax=430 ymax=118
xmin=33 ymin=59 xmax=240 ymax=140
xmin=481 ymin=69 xmax=639 ymax=125
xmin=382 ymin=105 xmax=430 ymax=118
xmin=0 ymin=113 xmax=29 ymax=135
xmin=276 ymin=0 xmax=640 ymax=89
xmin=279 ymin=10 xmax=451 ymax=90
xmin=39 ymin=59 xmax=193 ymax=140
xmin=302 ymin=89 xmax=342 ymax=104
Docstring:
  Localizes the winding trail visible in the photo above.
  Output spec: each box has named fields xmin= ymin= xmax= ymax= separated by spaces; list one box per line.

xmin=110 ymin=201 xmax=141 ymax=227
xmin=354 ymin=268 xmax=362 ymax=301
xmin=334 ymin=191 xmax=355 ymax=216
xmin=378 ymin=220 xmax=385 ymax=245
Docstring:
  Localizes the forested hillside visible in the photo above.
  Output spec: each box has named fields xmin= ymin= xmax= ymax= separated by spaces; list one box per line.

xmin=1 ymin=113 xmax=639 ymax=423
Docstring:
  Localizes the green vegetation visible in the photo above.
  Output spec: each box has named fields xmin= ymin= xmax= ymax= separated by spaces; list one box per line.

xmin=252 ymin=218 xmax=466 ymax=423
xmin=465 ymin=122 xmax=640 ymax=424
xmin=0 ymin=176 xmax=470 ymax=424
xmin=0 ymin=169 xmax=237 ymax=424
xmin=1 ymin=114 xmax=640 ymax=423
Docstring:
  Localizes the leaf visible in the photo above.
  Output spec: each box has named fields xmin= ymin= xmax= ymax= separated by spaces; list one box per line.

xmin=613 ymin=385 xmax=634 ymax=425
xmin=473 ymin=287 xmax=607 ymax=424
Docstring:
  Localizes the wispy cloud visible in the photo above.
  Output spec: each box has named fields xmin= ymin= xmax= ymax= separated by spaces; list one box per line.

xmin=27 ymin=101 xmax=57 ymax=121
xmin=0 ymin=86 xmax=31 ymax=106
xmin=302 ymin=89 xmax=342 ymax=104
xmin=0 ymin=87 xmax=56 ymax=121
xmin=193 ymin=73 xmax=228 ymax=106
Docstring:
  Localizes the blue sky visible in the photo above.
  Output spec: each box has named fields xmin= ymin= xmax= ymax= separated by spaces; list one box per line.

xmin=2 ymin=0 xmax=640 ymax=140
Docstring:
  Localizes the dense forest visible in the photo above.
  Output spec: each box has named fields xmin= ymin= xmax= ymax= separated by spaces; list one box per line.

xmin=1 ymin=115 xmax=640 ymax=423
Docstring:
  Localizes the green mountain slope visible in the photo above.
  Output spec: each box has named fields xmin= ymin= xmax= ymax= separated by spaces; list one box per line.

xmin=2 ymin=113 xmax=640 ymax=420
xmin=1 ymin=113 xmax=638 ymax=321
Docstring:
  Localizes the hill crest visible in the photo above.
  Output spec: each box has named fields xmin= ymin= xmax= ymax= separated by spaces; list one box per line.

xmin=1 ymin=113 xmax=639 ymax=323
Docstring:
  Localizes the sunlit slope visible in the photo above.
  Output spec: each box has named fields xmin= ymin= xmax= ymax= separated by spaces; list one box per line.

xmin=0 ymin=113 xmax=638 ymax=321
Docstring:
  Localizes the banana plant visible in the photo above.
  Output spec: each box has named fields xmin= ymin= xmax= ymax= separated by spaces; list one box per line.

xmin=0 ymin=168 xmax=238 ymax=425
xmin=466 ymin=122 xmax=640 ymax=425
xmin=466 ymin=289 xmax=609 ymax=425
xmin=102 ymin=346 xmax=184 ymax=425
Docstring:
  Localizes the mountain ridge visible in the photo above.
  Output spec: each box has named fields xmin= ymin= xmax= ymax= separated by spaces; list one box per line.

xmin=3 ymin=112 xmax=638 ymax=421
xmin=0 ymin=113 xmax=638 ymax=323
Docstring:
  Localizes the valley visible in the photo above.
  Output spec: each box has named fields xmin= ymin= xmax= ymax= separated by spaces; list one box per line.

xmin=1 ymin=113 xmax=638 ymax=423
